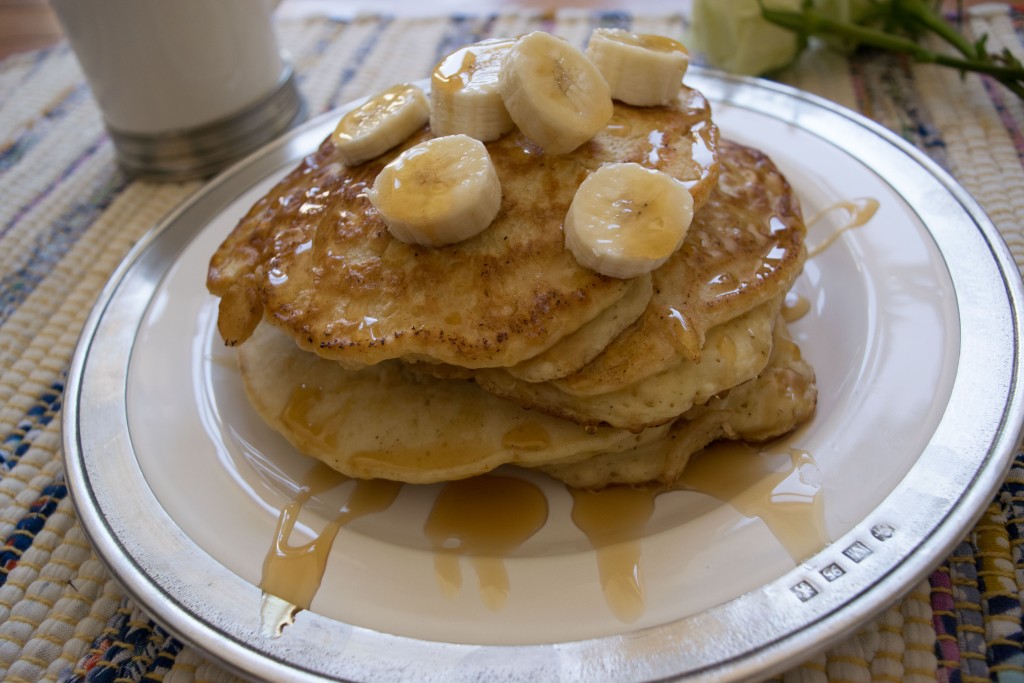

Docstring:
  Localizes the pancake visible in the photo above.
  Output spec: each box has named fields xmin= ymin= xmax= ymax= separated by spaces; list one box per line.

xmin=437 ymin=140 xmax=806 ymax=431
xmin=237 ymin=314 xmax=815 ymax=488
xmin=533 ymin=319 xmax=817 ymax=488
xmin=238 ymin=322 xmax=673 ymax=484
xmin=548 ymin=140 xmax=806 ymax=397
xmin=208 ymin=85 xmax=719 ymax=369
xmin=473 ymin=295 xmax=781 ymax=432
xmin=502 ymin=274 xmax=653 ymax=382
xmin=448 ymin=139 xmax=806 ymax=432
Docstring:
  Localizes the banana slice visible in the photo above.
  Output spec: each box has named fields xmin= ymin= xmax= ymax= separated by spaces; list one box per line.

xmin=564 ymin=163 xmax=693 ymax=279
xmin=430 ymin=38 xmax=515 ymax=141
xmin=497 ymin=31 xmax=613 ymax=155
xmin=367 ymin=134 xmax=502 ymax=247
xmin=331 ymin=83 xmax=429 ymax=166
xmin=586 ymin=29 xmax=689 ymax=106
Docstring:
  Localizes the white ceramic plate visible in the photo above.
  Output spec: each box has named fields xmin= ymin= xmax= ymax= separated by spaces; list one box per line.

xmin=65 ymin=70 xmax=1024 ymax=681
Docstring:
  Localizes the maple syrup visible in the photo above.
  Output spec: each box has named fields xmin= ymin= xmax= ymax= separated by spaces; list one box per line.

xmin=424 ymin=474 xmax=548 ymax=610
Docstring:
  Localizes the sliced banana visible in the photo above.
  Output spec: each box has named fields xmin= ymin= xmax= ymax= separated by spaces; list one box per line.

xmin=331 ymin=83 xmax=429 ymax=166
xmin=367 ymin=134 xmax=502 ymax=247
xmin=564 ymin=163 xmax=693 ymax=279
xmin=586 ymin=28 xmax=689 ymax=106
xmin=430 ymin=38 xmax=515 ymax=141
xmin=497 ymin=31 xmax=613 ymax=155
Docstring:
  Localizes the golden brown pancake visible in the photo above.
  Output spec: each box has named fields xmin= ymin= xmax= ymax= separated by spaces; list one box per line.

xmin=238 ymin=322 xmax=673 ymax=484
xmin=212 ymin=64 xmax=816 ymax=489
xmin=502 ymin=274 xmax=653 ymax=382
xmin=237 ymin=316 xmax=815 ymax=487
xmin=207 ymin=85 xmax=719 ymax=368
xmin=473 ymin=295 xmax=781 ymax=432
xmin=548 ymin=140 xmax=807 ymax=398
xmin=533 ymin=319 xmax=817 ymax=488
xmin=451 ymin=141 xmax=806 ymax=431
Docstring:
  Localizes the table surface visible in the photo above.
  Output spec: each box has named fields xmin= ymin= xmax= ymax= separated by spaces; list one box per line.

xmin=1 ymin=3 xmax=1023 ymax=682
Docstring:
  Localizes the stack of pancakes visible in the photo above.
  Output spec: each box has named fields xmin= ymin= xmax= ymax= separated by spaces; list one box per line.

xmin=207 ymin=81 xmax=816 ymax=489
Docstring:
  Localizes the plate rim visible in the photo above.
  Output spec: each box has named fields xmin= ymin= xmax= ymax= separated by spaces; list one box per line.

xmin=62 ymin=67 xmax=1024 ymax=682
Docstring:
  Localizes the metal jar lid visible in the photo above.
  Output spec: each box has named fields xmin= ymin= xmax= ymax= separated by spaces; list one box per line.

xmin=107 ymin=63 xmax=306 ymax=181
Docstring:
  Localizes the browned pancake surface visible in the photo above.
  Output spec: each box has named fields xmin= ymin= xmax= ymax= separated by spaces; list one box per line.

xmin=208 ymin=86 xmax=719 ymax=368
xmin=534 ymin=319 xmax=817 ymax=488
xmin=550 ymin=139 xmax=807 ymax=397
xmin=237 ymin=322 xmax=673 ymax=484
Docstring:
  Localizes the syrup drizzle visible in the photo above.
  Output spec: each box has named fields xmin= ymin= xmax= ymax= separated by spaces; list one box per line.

xmin=424 ymin=474 xmax=548 ymax=610
xmin=566 ymin=444 xmax=826 ymax=621
xmin=257 ymin=446 xmax=825 ymax=633
xmin=675 ymin=443 xmax=827 ymax=563
xmin=259 ymin=462 xmax=402 ymax=635
xmin=781 ymin=290 xmax=811 ymax=323
xmin=570 ymin=486 xmax=656 ymax=622
xmin=807 ymin=198 xmax=879 ymax=258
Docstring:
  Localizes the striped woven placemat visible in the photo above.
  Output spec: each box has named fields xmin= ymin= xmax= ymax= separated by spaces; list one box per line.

xmin=0 ymin=8 xmax=1020 ymax=682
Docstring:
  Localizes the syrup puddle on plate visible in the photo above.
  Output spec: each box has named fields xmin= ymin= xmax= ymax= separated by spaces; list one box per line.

xmin=570 ymin=443 xmax=826 ymax=623
xmin=425 ymin=474 xmax=548 ymax=611
xmin=258 ymin=462 xmax=402 ymax=636
xmin=258 ymin=444 xmax=825 ymax=635
xmin=570 ymin=485 xmax=656 ymax=623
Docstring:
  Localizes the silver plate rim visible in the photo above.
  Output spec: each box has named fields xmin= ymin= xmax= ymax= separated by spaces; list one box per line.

xmin=62 ymin=68 xmax=1024 ymax=682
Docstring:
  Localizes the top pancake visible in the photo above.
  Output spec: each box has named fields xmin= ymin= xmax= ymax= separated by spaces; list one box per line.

xmin=207 ymin=85 xmax=719 ymax=368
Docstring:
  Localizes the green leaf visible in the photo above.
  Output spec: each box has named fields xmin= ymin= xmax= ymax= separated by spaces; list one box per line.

xmin=755 ymin=1 xmax=1024 ymax=100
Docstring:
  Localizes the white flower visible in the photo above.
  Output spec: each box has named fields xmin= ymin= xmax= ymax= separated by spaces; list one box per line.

xmin=689 ymin=0 xmax=803 ymax=76
xmin=689 ymin=0 xmax=874 ymax=76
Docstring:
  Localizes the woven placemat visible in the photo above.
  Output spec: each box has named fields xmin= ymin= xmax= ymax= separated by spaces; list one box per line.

xmin=0 ymin=8 xmax=1020 ymax=682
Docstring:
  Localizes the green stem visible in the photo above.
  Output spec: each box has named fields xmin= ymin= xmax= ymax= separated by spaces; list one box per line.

xmin=1000 ymin=77 xmax=1024 ymax=101
xmin=894 ymin=0 xmax=977 ymax=59
xmin=762 ymin=7 xmax=1024 ymax=80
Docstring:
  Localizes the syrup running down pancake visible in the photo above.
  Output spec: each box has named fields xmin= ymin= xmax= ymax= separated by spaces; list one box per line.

xmin=208 ymin=86 xmax=719 ymax=369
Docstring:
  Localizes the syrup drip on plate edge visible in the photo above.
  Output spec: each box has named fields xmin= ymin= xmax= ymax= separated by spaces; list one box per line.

xmin=256 ymin=197 xmax=874 ymax=637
